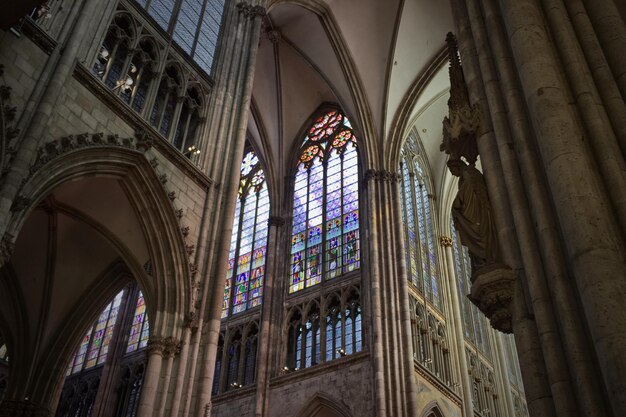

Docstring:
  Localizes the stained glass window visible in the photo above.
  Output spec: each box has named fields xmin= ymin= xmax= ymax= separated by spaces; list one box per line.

xmin=67 ymin=291 xmax=124 ymax=375
xmin=0 ymin=344 xmax=7 ymax=361
xmin=222 ymin=148 xmax=270 ymax=318
xmin=399 ymin=144 xmax=441 ymax=309
xmin=289 ymin=110 xmax=360 ymax=294
xmin=127 ymin=291 xmax=150 ymax=353
xmin=135 ymin=0 xmax=225 ymax=75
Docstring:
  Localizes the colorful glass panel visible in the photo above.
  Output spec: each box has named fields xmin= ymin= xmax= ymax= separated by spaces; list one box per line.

xmin=127 ymin=291 xmax=150 ymax=353
xmin=222 ymin=149 xmax=269 ymax=317
xmin=399 ymin=149 xmax=442 ymax=309
xmin=290 ymin=111 xmax=360 ymax=293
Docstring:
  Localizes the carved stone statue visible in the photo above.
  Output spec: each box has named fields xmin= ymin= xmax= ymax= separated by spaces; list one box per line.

xmin=448 ymin=158 xmax=499 ymax=272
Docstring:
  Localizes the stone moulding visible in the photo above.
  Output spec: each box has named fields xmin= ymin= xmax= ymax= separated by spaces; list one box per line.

xmin=26 ymin=131 xmax=152 ymax=184
xmin=73 ymin=62 xmax=213 ymax=192
xmin=469 ymin=265 xmax=516 ymax=333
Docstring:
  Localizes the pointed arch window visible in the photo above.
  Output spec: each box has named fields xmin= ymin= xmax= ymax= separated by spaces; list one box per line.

xmin=399 ymin=140 xmax=441 ymax=308
xmin=289 ymin=110 xmax=360 ymax=294
xmin=222 ymin=148 xmax=270 ymax=318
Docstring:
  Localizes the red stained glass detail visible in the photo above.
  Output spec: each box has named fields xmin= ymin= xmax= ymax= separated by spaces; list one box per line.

xmin=300 ymin=145 xmax=322 ymax=163
xmin=308 ymin=111 xmax=342 ymax=142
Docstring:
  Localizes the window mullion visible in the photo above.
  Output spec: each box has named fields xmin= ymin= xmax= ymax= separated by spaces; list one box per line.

xmin=321 ymin=154 xmax=328 ymax=283
xmin=229 ymin=194 xmax=245 ymax=316
xmin=303 ymin=167 xmax=311 ymax=289
xmin=247 ymin=188 xmax=260 ymax=310
xmin=408 ymin=171 xmax=422 ymax=292
xmin=191 ymin=0 xmax=208 ymax=56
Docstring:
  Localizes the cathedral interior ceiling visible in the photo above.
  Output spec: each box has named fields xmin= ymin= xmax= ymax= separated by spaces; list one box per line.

xmin=251 ymin=0 xmax=454 ymax=192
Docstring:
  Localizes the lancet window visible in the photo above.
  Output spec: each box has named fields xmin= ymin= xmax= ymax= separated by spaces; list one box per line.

xmin=211 ymin=321 xmax=259 ymax=394
xmin=289 ymin=110 xmax=360 ymax=294
xmin=93 ymin=8 xmax=208 ymax=157
xmin=222 ymin=148 xmax=270 ymax=318
xmin=399 ymin=134 xmax=441 ymax=309
xmin=285 ymin=288 xmax=362 ymax=371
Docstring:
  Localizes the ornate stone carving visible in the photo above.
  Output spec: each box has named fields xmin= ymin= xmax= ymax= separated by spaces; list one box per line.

xmin=146 ymin=336 xmax=166 ymax=355
xmin=0 ymin=399 xmax=51 ymax=417
xmin=159 ymin=174 xmax=168 ymax=185
xmin=168 ymin=191 xmax=177 ymax=201
xmin=181 ymin=226 xmax=190 ymax=237
xmin=267 ymin=29 xmax=282 ymax=43
xmin=185 ymin=311 xmax=199 ymax=330
xmin=440 ymin=33 xmax=514 ymax=333
xmin=439 ymin=236 xmax=453 ymax=247
xmin=364 ymin=169 xmax=401 ymax=183
xmin=469 ymin=267 xmax=516 ymax=333
xmin=28 ymin=132 xmax=153 ymax=182
xmin=0 ymin=65 xmax=20 ymax=177
xmin=237 ymin=2 xmax=266 ymax=19
xmin=440 ymin=33 xmax=480 ymax=166
xmin=163 ymin=337 xmax=181 ymax=358
xmin=0 ymin=233 xmax=15 ymax=267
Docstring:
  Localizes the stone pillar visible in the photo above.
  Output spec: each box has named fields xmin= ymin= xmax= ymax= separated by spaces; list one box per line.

xmin=254 ymin=215 xmax=284 ymax=417
xmin=440 ymin=236 xmax=474 ymax=417
xmin=583 ymin=0 xmax=626 ymax=99
xmin=192 ymin=2 xmax=264 ymax=415
xmin=168 ymin=324 xmax=193 ymax=417
xmin=156 ymin=337 xmax=179 ymax=417
xmin=499 ymin=1 xmax=626 ymax=414
xmin=137 ymin=337 xmax=165 ymax=417
xmin=365 ymin=169 xmax=417 ymax=417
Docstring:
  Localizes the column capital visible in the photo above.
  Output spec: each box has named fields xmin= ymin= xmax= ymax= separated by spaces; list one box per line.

xmin=439 ymin=235 xmax=453 ymax=247
xmin=364 ymin=169 xmax=401 ymax=184
xmin=163 ymin=336 xmax=181 ymax=358
xmin=146 ymin=336 xmax=167 ymax=356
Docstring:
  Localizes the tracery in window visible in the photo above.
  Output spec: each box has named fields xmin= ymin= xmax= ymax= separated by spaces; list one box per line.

xmin=211 ymin=322 xmax=259 ymax=395
xmin=222 ymin=148 xmax=269 ymax=318
xmin=285 ymin=288 xmax=362 ymax=371
xmin=289 ymin=110 xmax=360 ymax=294
xmin=93 ymin=9 xmax=207 ymax=157
xmin=399 ymin=135 xmax=441 ymax=308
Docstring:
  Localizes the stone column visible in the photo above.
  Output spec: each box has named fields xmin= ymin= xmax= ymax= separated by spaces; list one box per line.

xmin=156 ymin=337 xmax=179 ymax=417
xmin=254 ymin=215 xmax=283 ymax=417
xmin=168 ymin=323 xmax=193 ymax=417
xmin=193 ymin=2 xmax=264 ymax=415
xmin=583 ymin=0 xmax=626 ymax=99
xmin=440 ymin=236 xmax=474 ymax=417
xmin=499 ymin=1 xmax=626 ymax=414
xmin=365 ymin=169 xmax=417 ymax=417
xmin=137 ymin=337 xmax=165 ymax=417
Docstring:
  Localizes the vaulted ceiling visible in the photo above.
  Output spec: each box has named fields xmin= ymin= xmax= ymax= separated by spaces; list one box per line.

xmin=249 ymin=0 xmax=454 ymax=198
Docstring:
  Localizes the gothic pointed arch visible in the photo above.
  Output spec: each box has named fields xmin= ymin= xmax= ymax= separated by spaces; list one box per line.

xmin=295 ymin=392 xmax=353 ymax=417
xmin=0 ymin=133 xmax=194 ymax=407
